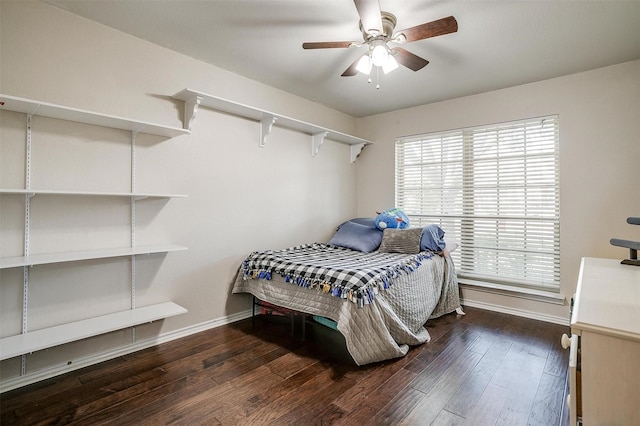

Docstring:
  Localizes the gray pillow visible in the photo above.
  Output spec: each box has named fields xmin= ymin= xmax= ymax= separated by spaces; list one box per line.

xmin=328 ymin=221 xmax=383 ymax=252
xmin=378 ymin=228 xmax=422 ymax=254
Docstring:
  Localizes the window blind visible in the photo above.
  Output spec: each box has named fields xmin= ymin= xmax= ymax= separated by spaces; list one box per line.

xmin=396 ymin=116 xmax=560 ymax=291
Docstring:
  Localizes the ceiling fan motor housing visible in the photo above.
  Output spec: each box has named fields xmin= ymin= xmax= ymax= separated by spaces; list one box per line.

xmin=360 ymin=11 xmax=397 ymax=39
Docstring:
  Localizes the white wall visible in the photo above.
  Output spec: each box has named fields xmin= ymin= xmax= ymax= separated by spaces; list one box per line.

xmin=0 ymin=1 xmax=360 ymax=386
xmin=355 ymin=60 xmax=640 ymax=321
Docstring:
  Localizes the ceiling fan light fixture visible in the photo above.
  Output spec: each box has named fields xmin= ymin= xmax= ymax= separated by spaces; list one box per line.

xmin=370 ymin=43 xmax=388 ymax=67
xmin=382 ymin=53 xmax=399 ymax=74
xmin=355 ymin=54 xmax=372 ymax=75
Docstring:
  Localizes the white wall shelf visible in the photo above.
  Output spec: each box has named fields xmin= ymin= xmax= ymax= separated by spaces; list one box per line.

xmin=0 ymin=245 xmax=188 ymax=269
xmin=0 ymin=93 xmax=188 ymax=370
xmin=0 ymin=302 xmax=188 ymax=361
xmin=172 ymin=88 xmax=372 ymax=163
xmin=0 ymin=94 xmax=189 ymax=138
xmin=0 ymin=188 xmax=187 ymax=200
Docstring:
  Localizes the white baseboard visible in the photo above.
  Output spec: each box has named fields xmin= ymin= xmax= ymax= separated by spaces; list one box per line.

xmin=462 ymin=299 xmax=569 ymax=326
xmin=0 ymin=309 xmax=253 ymax=393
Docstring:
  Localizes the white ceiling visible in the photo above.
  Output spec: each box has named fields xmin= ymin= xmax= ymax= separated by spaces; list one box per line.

xmin=46 ymin=0 xmax=640 ymax=118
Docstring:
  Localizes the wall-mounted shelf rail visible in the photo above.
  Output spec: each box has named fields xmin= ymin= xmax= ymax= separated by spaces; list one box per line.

xmin=0 ymin=302 xmax=188 ymax=361
xmin=172 ymin=88 xmax=372 ymax=163
xmin=0 ymin=94 xmax=189 ymax=138
xmin=0 ymin=245 xmax=188 ymax=269
xmin=0 ymin=188 xmax=187 ymax=200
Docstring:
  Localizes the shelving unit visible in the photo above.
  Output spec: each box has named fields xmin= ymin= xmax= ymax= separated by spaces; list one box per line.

xmin=0 ymin=189 xmax=186 ymax=200
xmin=172 ymin=88 xmax=372 ymax=163
xmin=0 ymin=94 xmax=188 ymax=366
xmin=0 ymin=94 xmax=188 ymax=138
xmin=0 ymin=245 xmax=187 ymax=269
xmin=0 ymin=302 xmax=187 ymax=361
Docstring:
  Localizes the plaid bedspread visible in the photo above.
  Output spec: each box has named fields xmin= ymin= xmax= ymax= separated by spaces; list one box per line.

xmin=241 ymin=243 xmax=434 ymax=307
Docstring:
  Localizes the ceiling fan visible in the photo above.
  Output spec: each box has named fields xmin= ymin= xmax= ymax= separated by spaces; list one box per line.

xmin=302 ymin=0 xmax=458 ymax=87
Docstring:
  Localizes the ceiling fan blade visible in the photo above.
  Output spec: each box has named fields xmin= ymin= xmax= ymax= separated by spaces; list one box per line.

xmin=341 ymin=56 xmax=363 ymax=77
xmin=392 ymin=47 xmax=429 ymax=71
xmin=303 ymin=41 xmax=354 ymax=49
xmin=395 ymin=16 xmax=458 ymax=43
xmin=354 ymin=0 xmax=383 ymax=36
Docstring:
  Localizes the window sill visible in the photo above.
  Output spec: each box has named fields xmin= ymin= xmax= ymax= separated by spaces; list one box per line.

xmin=458 ymin=278 xmax=566 ymax=305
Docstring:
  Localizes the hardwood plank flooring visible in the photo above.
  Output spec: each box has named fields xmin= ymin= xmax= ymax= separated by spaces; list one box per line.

xmin=0 ymin=306 xmax=571 ymax=425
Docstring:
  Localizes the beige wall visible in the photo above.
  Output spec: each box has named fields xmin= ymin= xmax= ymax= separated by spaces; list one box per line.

xmin=355 ymin=60 xmax=640 ymax=320
xmin=2 ymin=0 xmax=638 ymax=388
xmin=0 ymin=1 xmax=359 ymax=386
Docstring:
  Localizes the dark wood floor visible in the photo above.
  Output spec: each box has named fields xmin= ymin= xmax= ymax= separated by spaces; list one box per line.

xmin=1 ymin=306 xmax=571 ymax=425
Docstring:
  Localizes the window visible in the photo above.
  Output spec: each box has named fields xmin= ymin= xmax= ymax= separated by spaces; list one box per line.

xmin=395 ymin=116 xmax=559 ymax=291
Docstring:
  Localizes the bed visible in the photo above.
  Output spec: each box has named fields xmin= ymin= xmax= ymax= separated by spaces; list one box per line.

xmin=231 ymin=220 xmax=462 ymax=365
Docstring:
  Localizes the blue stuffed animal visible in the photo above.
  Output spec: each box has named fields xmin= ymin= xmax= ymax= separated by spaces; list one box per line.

xmin=375 ymin=208 xmax=410 ymax=230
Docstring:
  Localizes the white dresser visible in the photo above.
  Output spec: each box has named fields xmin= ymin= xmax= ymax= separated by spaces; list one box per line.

xmin=566 ymin=257 xmax=640 ymax=425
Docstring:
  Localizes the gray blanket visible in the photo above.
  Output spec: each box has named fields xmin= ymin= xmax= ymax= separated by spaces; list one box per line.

xmin=232 ymin=248 xmax=461 ymax=365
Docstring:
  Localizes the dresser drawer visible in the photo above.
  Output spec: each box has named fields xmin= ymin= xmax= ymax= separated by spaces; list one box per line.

xmin=580 ymin=331 xmax=640 ymax=425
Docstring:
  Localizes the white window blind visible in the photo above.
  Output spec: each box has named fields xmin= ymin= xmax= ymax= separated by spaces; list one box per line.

xmin=396 ymin=116 xmax=560 ymax=291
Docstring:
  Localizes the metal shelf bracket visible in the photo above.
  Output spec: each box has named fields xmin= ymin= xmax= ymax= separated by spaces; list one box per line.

xmin=350 ymin=143 xmax=366 ymax=164
xmin=184 ymin=95 xmax=202 ymax=131
xmin=312 ymin=131 xmax=328 ymax=157
xmin=260 ymin=115 xmax=277 ymax=147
